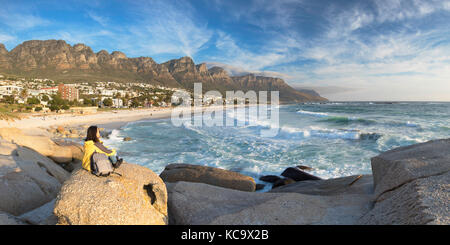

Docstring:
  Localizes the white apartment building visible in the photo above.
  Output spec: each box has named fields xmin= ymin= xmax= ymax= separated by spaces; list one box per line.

xmin=0 ymin=85 xmax=22 ymax=95
xmin=112 ymin=98 xmax=123 ymax=108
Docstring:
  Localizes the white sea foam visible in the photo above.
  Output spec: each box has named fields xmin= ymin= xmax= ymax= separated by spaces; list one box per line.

xmin=106 ymin=102 xmax=449 ymax=190
xmin=102 ymin=129 xmax=122 ymax=145
xmin=296 ymin=110 xmax=329 ymax=117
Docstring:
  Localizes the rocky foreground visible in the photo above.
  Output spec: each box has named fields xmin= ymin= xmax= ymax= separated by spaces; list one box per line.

xmin=0 ymin=127 xmax=448 ymax=225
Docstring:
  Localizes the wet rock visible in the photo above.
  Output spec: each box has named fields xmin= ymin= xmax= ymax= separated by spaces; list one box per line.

xmin=255 ymin=184 xmax=265 ymax=191
xmin=272 ymin=178 xmax=296 ymax=189
xmin=281 ymin=167 xmax=322 ymax=182
xmin=259 ymin=175 xmax=282 ymax=183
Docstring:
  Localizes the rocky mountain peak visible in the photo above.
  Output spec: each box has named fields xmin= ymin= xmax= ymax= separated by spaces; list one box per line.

xmin=73 ymin=43 xmax=92 ymax=53
xmin=0 ymin=43 xmax=7 ymax=54
xmin=96 ymin=50 xmax=110 ymax=56
xmin=208 ymin=66 xmax=228 ymax=76
xmin=196 ymin=63 xmax=208 ymax=74
xmin=111 ymin=51 xmax=127 ymax=59
xmin=163 ymin=56 xmax=197 ymax=74
xmin=179 ymin=56 xmax=194 ymax=64
xmin=0 ymin=39 xmax=327 ymax=102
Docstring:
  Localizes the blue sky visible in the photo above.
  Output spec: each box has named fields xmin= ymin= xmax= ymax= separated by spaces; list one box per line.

xmin=0 ymin=0 xmax=450 ymax=101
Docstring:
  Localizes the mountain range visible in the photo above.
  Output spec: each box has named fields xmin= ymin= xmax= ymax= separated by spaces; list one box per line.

xmin=0 ymin=40 xmax=327 ymax=102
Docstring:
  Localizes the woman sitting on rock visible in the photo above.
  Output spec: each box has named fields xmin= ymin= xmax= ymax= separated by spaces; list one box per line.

xmin=82 ymin=125 xmax=123 ymax=172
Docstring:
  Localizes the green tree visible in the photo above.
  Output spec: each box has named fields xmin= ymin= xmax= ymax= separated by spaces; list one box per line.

xmin=1 ymin=95 xmax=15 ymax=104
xmin=41 ymin=95 xmax=49 ymax=102
xmin=20 ymin=88 xmax=28 ymax=100
xmin=27 ymin=97 xmax=40 ymax=105
xmin=130 ymin=98 xmax=140 ymax=108
xmin=83 ymin=98 xmax=93 ymax=106
xmin=49 ymin=104 xmax=59 ymax=111
xmin=103 ymin=98 xmax=113 ymax=107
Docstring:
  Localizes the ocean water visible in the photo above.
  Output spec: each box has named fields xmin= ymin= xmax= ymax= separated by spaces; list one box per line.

xmin=102 ymin=102 xmax=450 ymax=190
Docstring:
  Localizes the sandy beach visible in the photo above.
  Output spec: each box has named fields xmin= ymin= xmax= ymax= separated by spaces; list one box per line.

xmin=0 ymin=104 xmax=252 ymax=131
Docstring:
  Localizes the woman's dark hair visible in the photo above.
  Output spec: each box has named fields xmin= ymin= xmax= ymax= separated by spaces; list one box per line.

xmin=85 ymin=125 xmax=100 ymax=142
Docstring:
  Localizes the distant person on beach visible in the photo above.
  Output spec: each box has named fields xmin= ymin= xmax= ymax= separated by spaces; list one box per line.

xmin=82 ymin=125 xmax=123 ymax=172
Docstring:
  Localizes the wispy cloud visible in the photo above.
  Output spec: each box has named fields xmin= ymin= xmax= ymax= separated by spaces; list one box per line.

xmin=124 ymin=0 xmax=213 ymax=58
xmin=87 ymin=11 xmax=108 ymax=26
xmin=206 ymin=61 xmax=293 ymax=80
xmin=0 ymin=33 xmax=15 ymax=44
xmin=0 ymin=10 xmax=50 ymax=30
xmin=1 ymin=0 xmax=450 ymax=100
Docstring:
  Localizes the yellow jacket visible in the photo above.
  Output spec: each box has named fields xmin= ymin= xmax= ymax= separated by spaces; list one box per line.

xmin=82 ymin=140 xmax=117 ymax=172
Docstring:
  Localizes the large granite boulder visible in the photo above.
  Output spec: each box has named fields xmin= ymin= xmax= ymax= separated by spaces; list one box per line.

xmin=358 ymin=172 xmax=449 ymax=225
xmin=18 ymin=199 xmax=57 ymax=225
xmin=0 ymin=127 xmax=74 ymax=163
xmin=166 ymin=181 xmax=373 ymax=225
xmin=358 ymin=139 xmax=450 ymax=225
xmin=53 ymin=140 xmax=84 ymax=161
xmin=15 ymin=146 xmax=70 ymax=184
xmin=160 ymin=163 xmax=256 ymax=192
xmin=371 ymin=139 xmax=450 ymax=197
xmin=54 ymin=163 xmax=168 ymax=225
xmin=0 ymin=143 xmax=69 ymax=215
xmin=270 ymin=175 xmax=374 ymax=196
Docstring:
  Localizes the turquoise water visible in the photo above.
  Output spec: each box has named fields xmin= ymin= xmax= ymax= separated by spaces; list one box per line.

xmin=103 ymin=102 xmax=450 ymax=189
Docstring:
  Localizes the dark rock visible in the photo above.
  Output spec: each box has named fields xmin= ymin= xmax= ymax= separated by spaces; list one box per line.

xmin=272 ymin=178 xmax=296 ymax=189
xmin=259 ymin=175 xmax=282 ymax=183
xmin=255 ymin=184 xmax=265 ymax=191
xmin=123 ymin=137 xmax=132 ymax=141
xmin=281 ymin=167 xmax=321 ymax=181
xmin=99 ymin=130 xmax=111 ymax=139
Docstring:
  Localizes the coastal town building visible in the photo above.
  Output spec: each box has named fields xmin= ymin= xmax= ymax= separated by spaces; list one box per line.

xmin=0 ymin=85 xmax=22 ymax=95
xmin=40 ymin=86 xmax=58 ymax=95
xmin=58 ymin=84 xmax=79 ymax=101
xmin=112 ymin=98 xmax=123 ymax=108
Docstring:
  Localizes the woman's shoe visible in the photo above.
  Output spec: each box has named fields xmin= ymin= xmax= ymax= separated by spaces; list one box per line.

xmin=113 ymin=157 xmax=123 ymax=168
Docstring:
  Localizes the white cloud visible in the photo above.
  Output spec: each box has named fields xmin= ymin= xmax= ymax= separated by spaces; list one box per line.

xmin=125 ymin=0 xmax=213 ymax=57
xmin=87 ymin=11 xmax=108 ymax=26
xmin=206 ymin=61 xmax=293 ymax=80
xmin=0 ymin=9 xmax=49 ymax=30
xmin=0 ymin=33 xmax=15 ymax=44
xmin=211 ymin=31 xmax=300 ymax=72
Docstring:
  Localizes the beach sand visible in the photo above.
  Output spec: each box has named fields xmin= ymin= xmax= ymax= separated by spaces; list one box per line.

xmin=0 ymin=104 xmax=251 ymax=132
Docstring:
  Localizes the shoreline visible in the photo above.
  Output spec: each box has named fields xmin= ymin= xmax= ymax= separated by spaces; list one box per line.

xmin=0 ymin=104 xmax=253 ymax=130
